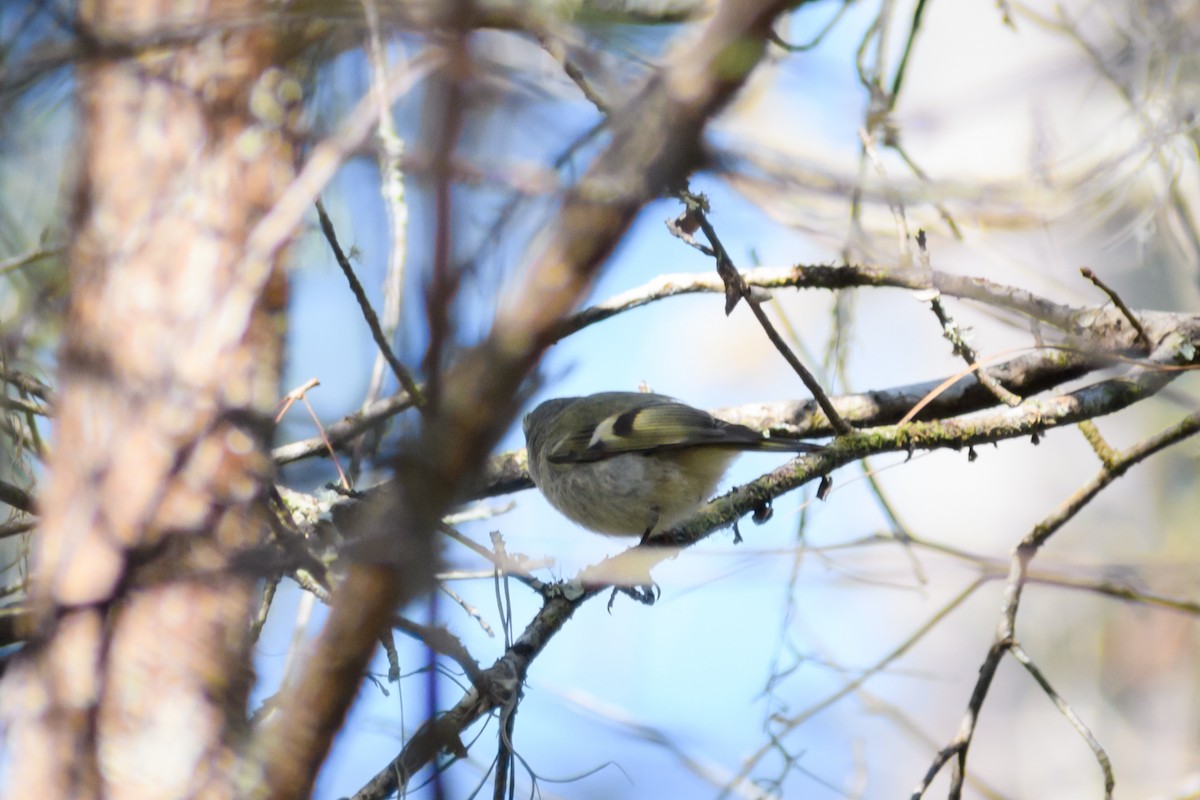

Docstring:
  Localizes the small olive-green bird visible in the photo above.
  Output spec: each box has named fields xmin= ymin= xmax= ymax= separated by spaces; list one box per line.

xmin=523 ymin=391 xmax=822 ymax=537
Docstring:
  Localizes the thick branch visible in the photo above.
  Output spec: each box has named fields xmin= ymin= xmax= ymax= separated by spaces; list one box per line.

xmin=0 ymin=5 xmax=294 ymax=799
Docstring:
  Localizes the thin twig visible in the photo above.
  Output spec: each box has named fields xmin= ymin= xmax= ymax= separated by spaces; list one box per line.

xmin=392 ymin=613 xmax=487 ymax=690
xmin=770 ymin=0 xmax=853 ymax=52
xmin=1010 ymin=644 xmax=1114 ymax=799
xmin=1075 ymin=420 xmax=1118 ymax=468
xmin=314 ymin=199 xmax=426 ymax=411
xmin=888 ymin=0 xmax=929 ymax=103
xmin=825 ymin=528 xmax=1200 ymax=616
xmin=359 ymin=0 xmax=412 ymax=412
xmin=721 ymin=578 xmax=988 ymax=800
xmin=858 ymin=459 xmax=928 ymax=585
xmin=439 ymin=583 xmax=495 ymax=638
xmin=0 ymin=242 xmax=60 ymax=277
xmin=235 ymin=52 xmax=440 ymax=379
xmin=250 ymin=577 xmax=280 ymax=644
xmin=438 ymin=523 xmax=547 ymax=595
xmin=917 ymin=230 xmax=1021 ymax=407
xmin=0 ymin=394 xmax=49 ymax=417
xmin=914 ymin=403 xmax=1200 ymax=798
xmin=272 ymin=389 xmax=418 ymax=464
xmin=277 ymin=378 xmax=353 ymax=490
xmin=419 ymin=27 xmax=470 ymax=410
xmin=536 ymin=30 xmax=610 ymax=113
xmin=673 ymin=192 xmax=853 ymax=435
xmin=857 ymin=126 xmax=912 ymax=266
xmin=1080 ymin=267 xmax=1152 ymax=349
xmin=925 ymin=291 xmax=1022 ymax=407
xmin=890 ymin=141 xmax=963 ymax=239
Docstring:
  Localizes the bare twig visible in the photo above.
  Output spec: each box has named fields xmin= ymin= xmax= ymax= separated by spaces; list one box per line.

xmin=315 ymin=199 xmax=425 ymax=411
xmin=858 ymin=459 xmax=928 ymax=584
xmin=439 ymin=583 xmax=495 ymax=638
xmin=272 ymin=389 xmax=418 ymax=464
xmin=858 ymin=126 xmax=912 ymax=265
xmin=277 ymin=378 xmax=353 ymax=490
xmin=924 ymin=290 xmax=1023 ymax=407
xmin=0 ymin=394 xmax=49 ymax=417
xmin=438 ymin=523 xmax=548 ymax=595
xmin=722 ymin=577 xmax=989 ymax=800
xmin=0 ymin=242 xmax=60 ymax=277
xmin=914 ymin=401 xmax=1200 ymax=799
xmin=770 ymin=0 xmax=853 ymax=52
xmin=233 ymin=52 xmax=440 ymax=373
xmin=1076 ymin=419 xmax=1118 ymax=468
xmin=359 ymin=0 xmax=412 ymax=411
xmin=672 ymin=192 xmax=853 ymax=435
xmin=1080 ymin=266 xmax=1152 ymax=349
xmin=822 ymin=529 xmax=1200 ymax=617
xmin=419 ymin=24 xmax=470 ymax=411
xmin=250 ymin=578 xmax=280 ymax=644
xmin=917 ymin=232 xmax=1022 ymax=407
xmin=392 ymin=614 xmax=487 ymax=689
xmin=536 ymin=29 xmax=610 ymax=113
xmin=1010 ymin=644 xmax=1114 ymax=798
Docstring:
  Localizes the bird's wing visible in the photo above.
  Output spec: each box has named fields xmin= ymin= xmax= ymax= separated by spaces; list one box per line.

xmin=547 ymin=398 xmax=748 ymax=463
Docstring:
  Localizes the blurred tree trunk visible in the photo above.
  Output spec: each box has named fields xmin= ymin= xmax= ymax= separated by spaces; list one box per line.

xmin=0 ymin=1 xmax=294 ymax=797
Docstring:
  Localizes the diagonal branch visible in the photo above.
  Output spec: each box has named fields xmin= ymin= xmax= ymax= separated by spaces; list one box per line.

xmin=673 ymin=192 xmax=853 ymax=434
xmin=315 ymin=199 xmax=425 ymax=410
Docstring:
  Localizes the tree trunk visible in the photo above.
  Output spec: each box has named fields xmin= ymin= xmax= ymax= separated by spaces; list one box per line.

xmin=0 ymin=2 xmax=294 ymax=797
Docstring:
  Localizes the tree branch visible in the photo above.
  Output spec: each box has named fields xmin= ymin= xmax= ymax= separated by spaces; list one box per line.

xmin=252 ymin=2 xmax=801 ymax=796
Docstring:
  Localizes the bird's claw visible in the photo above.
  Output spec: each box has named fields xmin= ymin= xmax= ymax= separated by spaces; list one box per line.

xmin=607 ymin=582 xmax=660 ymax=612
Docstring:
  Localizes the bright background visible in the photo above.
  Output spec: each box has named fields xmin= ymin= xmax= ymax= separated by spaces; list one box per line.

xmin=274 ymin=2 xmax=1200 ymax=798
xmin=3 ymin=1 xmax=1199 ymax=798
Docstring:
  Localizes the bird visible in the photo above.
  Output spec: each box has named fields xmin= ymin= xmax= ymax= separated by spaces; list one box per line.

xmin=523 ymin=391 xmax=822 ymax=538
